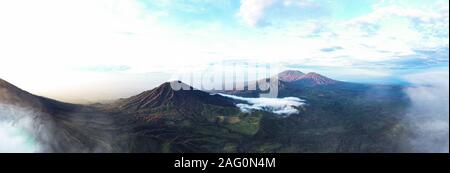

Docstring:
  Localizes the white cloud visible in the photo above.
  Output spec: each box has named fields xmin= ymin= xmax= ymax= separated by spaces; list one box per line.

xmin=350 ymin=6 xmax=443 ymax=25
xmin=346 ymin=3 xmax=449 ymax=50
xmin=283 ymin=0 xmax=315 ymax=7
xmin=0 ymin=0 xmax=447 ymax=102
xmin=0 ymin=104 xmax=45 ymax=153
xmin=402 ymin=70 xmax=449 ymax=152
xmin=218 ymin=94 xmax=305 ymax=116
xmin=237 ymin=0 xmax=277 ymax=26
xmin=0 ymin=0 xmax=203 ymax=101
xmin=0 ymin=121 xmax=38 ymax=153
xmin=237 ymin=0 xmax=317 ymax=26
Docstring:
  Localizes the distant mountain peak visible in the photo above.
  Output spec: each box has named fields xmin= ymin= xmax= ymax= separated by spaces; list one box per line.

xmin=161 ymin=80 xmax=194 ymax=91
xmin=278 ymin=70 xmax=305 ymax=82
xmin=277 ymin=70 xmax=337 ymax=85
xmin=302 ymin=72 xmax=322 ymax=77
xmin=298 ymin=72 xmax=337 ymax=85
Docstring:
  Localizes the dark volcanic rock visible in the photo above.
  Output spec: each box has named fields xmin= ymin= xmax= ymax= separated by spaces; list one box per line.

xmin=117 ymin=81 xmax=234 ymax=112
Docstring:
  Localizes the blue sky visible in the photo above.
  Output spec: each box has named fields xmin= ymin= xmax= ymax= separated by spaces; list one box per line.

xmin=0 ymin=0 xmax=448 ymax=102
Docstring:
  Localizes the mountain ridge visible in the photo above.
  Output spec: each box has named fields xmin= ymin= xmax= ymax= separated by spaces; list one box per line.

xmin=278 ymin=70 xmax=305 ymax=82
xmin=0 ymin=73 xmax=413 ymax=153
xmin=295 ymin=72 xmax=338 ymax=86
xmin=116 ymin=80 xmax=235 ymax=113
xmin=277 ymin=70 xmax=338 ymax=86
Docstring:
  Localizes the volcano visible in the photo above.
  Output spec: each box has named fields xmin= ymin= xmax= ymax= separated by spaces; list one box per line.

xmin=294 ymin=72 xmax=338 ymax=86
xmin=116 ymin=81 xmax=234 ymax=113
xmin=278 ymin=70 xmax=305 ymax=82
xmin=1 ymin=74 xmax=412 ymax=153
xmin=276 ymin=70 xmax=338 ymax=86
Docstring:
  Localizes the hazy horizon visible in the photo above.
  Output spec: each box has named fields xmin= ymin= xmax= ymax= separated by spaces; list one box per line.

xmin=0 ymin=0 xmax=448 ymax=154
xmin=0 ymin=0 xmax=448 ymax=103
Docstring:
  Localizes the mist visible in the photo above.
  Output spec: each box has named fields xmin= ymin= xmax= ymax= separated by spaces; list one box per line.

xmin=218 ymin=94 xmax=305 ymax=116
xmin=403 ymin=70 xmax=449 ymax=153
xmin=0 ymin=104 xmax=49 ymax=153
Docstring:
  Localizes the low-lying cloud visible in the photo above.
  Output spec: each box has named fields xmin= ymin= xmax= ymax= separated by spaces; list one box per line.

xmin=403 ymin=70 xmax=449 ymax=153
xmin=0 ymin=104 xmax=46 ymax=153
xmin=218 ymin=94 xmax=305 ymax=116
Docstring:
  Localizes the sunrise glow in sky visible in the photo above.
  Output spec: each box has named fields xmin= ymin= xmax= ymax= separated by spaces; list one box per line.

xmin=0 ymin=0 xmax=448 ymax=102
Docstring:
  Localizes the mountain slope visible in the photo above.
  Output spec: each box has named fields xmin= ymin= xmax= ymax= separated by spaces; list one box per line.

xmin=1 ymin=75 xmax=415 ymax=153
xmin=0 ymin=78 xmax=121 ymax=153
xmin=219 ymin=70 xmax=340 ymax=97
xmin=278 ymin=70 xmax=338 ymax=86
xmin=104 ymin=81 xmax=265 ymax=152
xmin=117 ymin=81 xmax=234 ymax=113
xmin=0 ymin=78 xmax=80 ymax=114
xmin=278 ymin=70 xmax=305 ymax=82
xmin=1 ymin=78 xmax=46 ymax=109
xmin=293 ymin=72 xmax=338 ymax=86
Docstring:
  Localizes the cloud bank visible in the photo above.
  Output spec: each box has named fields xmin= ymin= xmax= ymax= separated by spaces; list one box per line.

xmin=403 ymin=70 xmax=449 ymax=152
xmin=0 ymin=104 xmax=47 ymax=153
xmin=218 ymin=94 xmax=305 ymax=115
